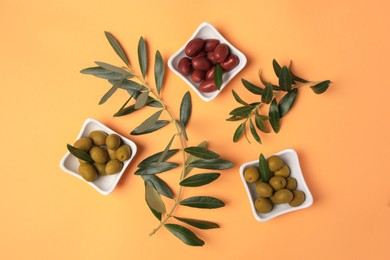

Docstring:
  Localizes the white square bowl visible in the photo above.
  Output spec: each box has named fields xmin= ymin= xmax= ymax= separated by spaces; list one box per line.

xmin=239 ymin=149 xmax=313 ymax=222
xmin=168 ymin=22 xmax=247 ymax=102
xmin=59 ymin=118 xmax=137 ymax=195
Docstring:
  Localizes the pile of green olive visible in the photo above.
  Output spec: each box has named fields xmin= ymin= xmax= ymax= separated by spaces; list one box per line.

xmin=73 ymin=131 xmax=132 ymax=182
xmin=244 ymin=155 xmax=306 ymax=213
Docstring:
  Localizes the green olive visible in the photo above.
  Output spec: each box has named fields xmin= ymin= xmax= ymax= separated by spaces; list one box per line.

xmin=272 ymin=189 xmax=293 ymax=204
xmin=78 ymin=163 xmax=97 ymax=182
xmin=89 ymin=146 xmax=108 ymax=163
xmin=255 ymin=182 xmax=273 ymax=197
xmin=73 ymin=137 xmax=92 ymax=152
xmin=269 ymin=176 xmax=287 ymax=190
xmin=286 ymin=177 xmax=297 ymax=191
xmin=267 ymin=155 xmax=284 ymax=172
xmin=289 ymin=190 xmax=306 ymax=207
xmin=105 ymin=159 xmax=123 ymax=175
xmin=106 ymin=134 xmax=121 ymax=150
xmin=89 ymin=131 xmax=107 ymax=146
xmin=93 ymin=162 xmax=107 ymax=176
xmin=107 ymin=148 xmax=117 ymax=160
xmin=244 ymin=166 xmax=260 ymax=183
xmin=274 ymin=165 xmax=290 ymax=178
xmin=116 ymin=144 xmax=131 ymax=162
xmin=255 ymin=198 xmax=273 ymax=213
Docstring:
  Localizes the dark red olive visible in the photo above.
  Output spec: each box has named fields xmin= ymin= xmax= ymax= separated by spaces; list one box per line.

xmin=205 ymin=67 xmax=215 ymax=80
xmin=207 ymin=52 xmax=218 ymax=65
xmin=198 ymin=79 xmax=218 ymax=93
xmin=191 ymin=70 xmax=205 ymax=83
xmin=213 ymin=43 xmax=229 ymax=63
xmin=184 ymin=38 xmax=205 ymax=57
xmin=195 ymin=51 xmax=207 ymax=58
xmin=221 ymin=54 xmax=239 ymax=71
xmin=204 ymin=39 xmax=220 ymax=52
xmin=192 ymin=57 xmax=212 ymax=71
xmin=178 ymin=57 xmax=192 ymax=76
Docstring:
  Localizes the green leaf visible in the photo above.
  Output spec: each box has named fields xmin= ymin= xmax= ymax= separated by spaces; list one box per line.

xmin=131 ymin=120 xmax=169 ymax=135
xmin=138 ymin=149 xmax=179 ymax=167
xmin=289 ymin=61 xmax=309 ymax=83
xmin=249 ymin=119 xmax=262 ymax=144
xmin=279 ymin=66 xmax=293 ymax=91
xmin=137 ymin=36 xmax=147 ymax=78
xmin=133 ymin=110 xmax=162 ymax=134
xmin=145 ymin=181 xmax=166 ymax=213
xmin=226 ymin=115 xmax=245 ymax=121
xmin=262 ymin=83 xmax=273 ymax=104
xmin=174 ymin=217 xmax=220 ymax=230
xmin=255 ymin=115 xmax=270 ymax=133
xmin=104 ymin=31 xmax=129 ymax=66
xmin=80 ymin=66 xmax=123 ymax=80
xmin=259 ymin=153 xmax=271 ymax=182
xmin=272 ymin=59 xmax=282 ymax=77
xmin=229 ymin=105 xmax=254 ymax=117
xmin=233 ymin=123 xmax=245 ymax=142
xmin=310 ymin=80 xmax=331 ymax=94
xmin=147 ymin=203 xmax=161 ymax=221
xmin=66 ymin=144 xmax=93 ymax=163
xmin=154 ymin=50 xmax=165 ymax=94
xmin=114 ymin=104 xmax=136 ymax=117
xmin=95 ymin=61 xmax=131 ymax=77
xmin=157 ymin=135 xmax=175 ymax=163
xmin=278 ymin=88 xmax=298 ymax=118
xmin=180 ymin=196 xmax=225 ymax=209
xmin=142 ymin=175 xmax=174 ymax=199
xmin=98 ymin=78 xmax=124 ymax=105
xmin=269 ymin=98 xmax=280 ymax=133
xmin=109 ymin=79 xmax=147 ymax=92
xmin=135 ymin=162 xmax=179 ymax=175
xmin=241 ymin=78 xmax=263 ymax=95
xmin=214 ymin=63 xmax=223 ymax=90
xmin=231 ymin=89 xmax=248 ymax=105
xmin=165 ymin=224 xmax=204 ymax=247
xmin=176 ymin=120 xmax=188 ymax=141
xmin=184 ymin=147 xmax=219 ymax=160
xmin=134 ymin=92 xmax=149 ymax=109
xmin=184 ymin=141 xmax=207 ymax=177
xmin=180 ymin=91 xmax=191 ymax=127
xmin=180 ymin=173 xmax=220 ymax=187
xmin=258 ymin=69 xmax=281 ymax=90
xmin=189 ymin=159 xmax=234 ymax=170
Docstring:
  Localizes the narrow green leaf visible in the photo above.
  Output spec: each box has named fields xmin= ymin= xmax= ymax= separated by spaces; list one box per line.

xmin=134 ymin=92 xmax=149 ymax=109
xmin=81 ymin=66 xmax=123 ymax=80
xmin=114 ymin=104 xmax=136 ymax=117
xmin=174 ymin=217 xmax=220 ymax=230
xmin=272 ymin=59 xmax=282 ymax=77
xmin=233 ymin=123 xmax=245 ymax=142
xmin=138 ymin=149 xmax=179 ymax=167
xmin=232 ymin=89 xmax=248 ymax=105
xmin=157 ymin=135 xmax=175 ymax=163
xmin=184 ymin=147 xmax=219 ymax=160
xmin=189 ymin=159 xmax=234 ymax=170
xmin=176 ymin=120 xmax=188 ymax=141
xmin=165 ymin=224 xmax=205 ymax=247
xmin=135 ymin=162 xmax=179 ymax=175
xmin=142 ymin=175 xmax=174 ymax=199
xmin=147 ymin=99 xmax=163 ymax=108
xmin=278 ymin=88 xmax=298 ymax=117
xmin=95 ymin=61 xmax=131 ymax=77
xmin=214 ymin=63 xmax=223 ymax=90
xmin=279 ymin=66 xmax=293 ymax=91
xmin=66 ymin=144 xmax=93 ymax=163
xmin=104 ymin=31 xmax=129 ymax=66
xmin=138 ymin=36 xmax=147 ymax=78
xmin=154 ymin=50 xmax=164 ymax=94
xmin=241 ymin=78 xmax=263 ymax=95
xmin=109 ymin=79 xmax=147 ymax=92
xmin=180 ymin=173 xmax=220 ymax=187
xmin=258 ymin=69 xmax=280 ymax=90
xmin=226 ymin=115 xmax=245 ymax=121
xmin=180 ymin=196 xmax=225 ymax=209
xmin=133 ymin=110 xmax=162 ymax=134
xmin=147 ymin=203 xmax=161 ymax=221
xmin=262 ymin=83 xmax=273 ymax=104
xmin=131 ymin=120 xmax=169 ymax=135
xmin=289 ymin=61 xmax=309 ymax=83
xmin=99 ymin=78 xmax=124 ymax=105
xmin=259 ymin=153 xmax=271 ymax=182
xmin=269 ymin=98 xmax=280 ymax=133
xmin=94 ymin=72 xmax=123 ymax=80
xmin=180 ymin=91 xmax=191 ymax=127
xmin=249 ymin=119 xmax=262 ymax=144
xmin=145 ymin=181 xmax=166 ymax=213
xmin=184 ymin=141 xmax=207 ymax=177
xmin=310 ymin=80 xmax=331 ymax=94
xmin=257 ymin=114 xmax=269 ymax=120
xmin=255 ymin=115 xmax=270 ymax=133
xmin=229 ymin=105 xmax=254 ymax=117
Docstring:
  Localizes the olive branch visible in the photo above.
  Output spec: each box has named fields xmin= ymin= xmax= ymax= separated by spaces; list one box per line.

xmin=81 ymin=32 xmax=234 ymax=246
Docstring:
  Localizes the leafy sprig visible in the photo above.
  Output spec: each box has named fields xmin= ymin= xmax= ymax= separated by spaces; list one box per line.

xmin=81 ymin=32 xmax=234 ymax=246
xmin=228 ymin=59 xmax=332 ymax=144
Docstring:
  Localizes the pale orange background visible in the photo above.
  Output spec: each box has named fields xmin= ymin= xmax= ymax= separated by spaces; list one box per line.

xmin=0 ymin=0 xmax=389 ymax=259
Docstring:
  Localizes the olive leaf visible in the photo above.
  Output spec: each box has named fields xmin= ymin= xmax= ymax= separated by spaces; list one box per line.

xmin=145 ymin=181 xmax=166 ymax=213
xmin=279 ymin=66 xmax=292 ymax=92
xmin=80 ymin=66 xmax=123 ymax=80
xmin=154 ymin=50 xmax=164 ymax=94
xmin=184 ymin=147 xmax=219 ymax=160
xmin=229 ymin=106 xmax=254 ymax=117
xmin=241 ymin=78 xmax=263 ymax=95
xmin=226 ymin=115 xmax=245 ymax=121
xmin=180 ymin=91 xmax=191 ymax=127
xmin=175 ymin=120 xmax=188 ymax=141
xmin=288 ymin=61 xmax=309 ymax=83
xmin=259 ymin=153 xmax=271 ymax=182
xmin=249 ymin=119 xmax=262 ymax=144
xmin=261 ymin=83 xmax=273 ymax=104
xmin=174 ymin=217 xmax=220 ymax=229
xmin=138 ymin=149 xmax=179 ymax=167
xmin=133 ymin=110 xmax=162 ymax=133
xmin=66 ymin=144 xmax=93 ymax=163
xmin=148 ymin=204 xmax=162 ymax=221
xmin=232 ymin=89 xmax=248 ymax=105
xmin=269 ymin=98 xmax=280 ymax=133
xmin=258 ymin=69 xmax=280 ymax=90
xmin=233 ymin=123 xmax=245 ymax=142
xmin=95 ymin=61 xmax=131 ymax=77
xmin=134 ymin=91 xmax=149 ymax=109
xmin=142 ymin=175 xmax=174 ymax=199
xmin=278 ymin=88 xmax=298 ymax=117
xmin=104 ymin=31 xmax=129 ymax=65
xmin=311 ymin=80 xmax=331 ymax=94
xmin=214 ymin=63 xmax=223 ymax=90
xmin=137 ymin=36 xmax=147 ymax=78
xmin=179 ymin=173 xmax=220 ymax=187
xmin=272 ymin=59 xmax=282 ymax=77
xmin=165 ymin=224 xmax=205 ymax=247
xmin=157 ymin=135 xmax=176 ymax=163
xmin=254 ymin=114 xmax=270 ymax=133
xmin=179 ymin=196 xmax=225 ymax=209
xmin=135 ymin=162 xmax=179 ymax=175
xmin=130 ymin=120 xmax=169 ymax=135
xmin=184 ymin=141 xmax=207 ymax=177
xmin=114 ymin=104 xmax=137 ymax=117
xmin=99 ymin=77 xmax=124 ymax=105
xmin=189 ymin=159 xmax=234 ymax=170
xmin=109 ymin=79 xmax=147 ymax=92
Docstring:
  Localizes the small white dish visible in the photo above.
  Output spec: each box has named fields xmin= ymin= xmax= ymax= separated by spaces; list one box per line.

xmin=59 ymin=118 xmax=137 ymax=195
xmin=239 ymin=149 xmax=313 ymax=222
xmin=168 ymin=22 xmax=247 ymax=102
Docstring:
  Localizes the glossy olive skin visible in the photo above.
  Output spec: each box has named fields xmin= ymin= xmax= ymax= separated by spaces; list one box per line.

xmin=184 ymin=38 xmax=204 ymax=57
xmin=204 ymin=39 xmax=220 ymax=52
xmin=244 ymin=166 xmax=260 ymax=183
xmin=178 ymin=57 xmax=192 ymax=76
xmin=205 ymin=66 xmax=215 ymax=80
xmin=286 ymin=177 xmax=297 ymax=191
xmin=107 ymin=148 xmax=117 ymax=160
xmin=106 ymin=134 xmax=121 ymax=150
xmin=191 ymin=70 xmax=205 ymax=83
xmin=116 ymin=144 xmax=131 ymax=162
xmin=272 ymin=189 xmax=293 ymax=204
xmin=255 ymin=198 xmax=273 ymax=213
xmin=195 ymin=50 xmax=207 ymax=58
xmin=93 ymin=162 xmax=107 ymax=176
xmin=191 ymin=57 xmax=212 ymax=71
xmin=274 ymin=165 xmax=290 ymax=178
xmin=79 ymin=163 xmax=98 ymax=182
xmin=213 ymin=43 xmax=229 ymax=63
xmin=269 ymin=176 xmax=287 ymax=190
xmin=221 ymin=54 xmax=239 ymax=71
xmin=207 ymin=52 xmax=218 ymax=64
xmin=106 ymin=159 xmax=123 ymax=175
xmin=255 ymin=182 xmax=273 ymax=197
xmin=89 ymin=146 xmax=108 ymax=164
xmin=89 ymin=131 xmax=107 ymax=146
xmin=267 ymin=155 xmax=284 ymax=172
xmin=73 ymin=137 xmax=92 ymax=152
xmin=289 ymin=190 xmax=305 ymax=207
xmin=198 ymin=79 xmax=218 ymax=93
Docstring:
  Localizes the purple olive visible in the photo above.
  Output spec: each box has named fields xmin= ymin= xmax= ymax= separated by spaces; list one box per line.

xmin=204 ymin=39 xmax=220 ymax=52
xmin=221 ymin=54 xmax=239 ymax=71
xmin=213 ymin=43 xmax=229 ymax=63
xmin=205 ymin=66 xmax=215 ymax=80
xmin=178 ymin=57 xmax=192 ymax=76
xmin=192 ymin=57 xmax=212 ymax=71
xmin=195 ymin=50 xmax=207 ymax=58
xmin=198 ymin=79 xmax=218 ymax=93
xmin=207 ymin=52 xmax=218 ymax=65
xmin=191 ymin=70 xmax=205 ymax=83
xmin=185 ymin=38 xmax=205 ymax=57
